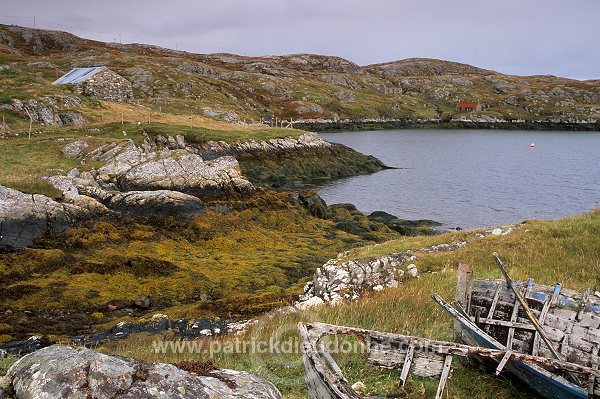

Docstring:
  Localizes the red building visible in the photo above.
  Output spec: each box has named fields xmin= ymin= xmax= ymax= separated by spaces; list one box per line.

xmin=456 ymin=101 xmax=482 ymax=111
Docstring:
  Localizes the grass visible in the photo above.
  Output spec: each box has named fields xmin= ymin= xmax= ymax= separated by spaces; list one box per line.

xmin=97 ymin=209 xmax=600 ymax=398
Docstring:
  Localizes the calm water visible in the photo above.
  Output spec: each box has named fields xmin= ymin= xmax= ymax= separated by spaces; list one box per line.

xmin=317 ymin=129 xmax=600 ymax=229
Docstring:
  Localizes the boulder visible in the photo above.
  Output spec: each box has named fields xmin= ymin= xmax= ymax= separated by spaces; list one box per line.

xmin=134 ymin=296 xmax=151 ymax=309
xmin=6 ymin=346 xmax=281 ymax=399
xmin=117 ymin=153 xmax=254 ymax=199
xmin=298 ymin=190 xmax=328 ymax=219
xmin=101 ymin=190 xmax=205 ymax=220
xmin=0 ymin=185 xmax=95 ymax=251
xmin=61 ymin=140 xmax=89 ymax=159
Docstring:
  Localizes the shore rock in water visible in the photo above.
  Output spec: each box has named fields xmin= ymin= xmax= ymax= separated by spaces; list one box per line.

xmin=298 ymin=190 xmax=328 ymax=219
xmin=6 ymin=346 xmax=281 ymax=399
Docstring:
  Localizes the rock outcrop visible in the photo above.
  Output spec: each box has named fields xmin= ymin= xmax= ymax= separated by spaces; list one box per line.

xmin=61 ymin=140 xmax=89 ymax=159
xmin=11 ymin=99 xmax=86 ymax=127
xmin=0 ymin=134 xmax=259 ymax=251
xmin=195 ymin=133 xmax=332 ymax=160
xmin=0 ymin=184 xmax=101 ymax=252
xmin=2 ymin=346 xmax=281 ymax=399
xmin=92 ymin=139 xmax=254 ymax=199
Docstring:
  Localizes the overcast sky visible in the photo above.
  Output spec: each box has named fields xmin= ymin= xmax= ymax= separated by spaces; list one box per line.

xmin=1 ymin=0 xmax=599 ymax=79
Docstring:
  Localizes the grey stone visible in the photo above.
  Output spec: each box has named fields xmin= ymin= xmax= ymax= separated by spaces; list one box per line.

xmin=6 ymin=346 xmax=281 ymax=399
xmin=494 ymin=85 xmax=515 ymax=94
xmin=0 ymin=184 xmax=97 ymax=251
xmin=116 ymin=152 xmax=254 ymax=199
xmin=134 ymin=296 xmax=151 ymax=309
xmin=59 ymin=111 xmax=86 ymax=126
xmin=103 ymin=190 xmax=205 ymax=220
xmin=61 ymin=140 xmax=89 ymax=159
xmin=294 ymin=102 xmax=324 ymax=115
xmin=10 ymin=99 xmax=86 ymax=127
xmin=0 ymin=349 xmax=6 ymax=358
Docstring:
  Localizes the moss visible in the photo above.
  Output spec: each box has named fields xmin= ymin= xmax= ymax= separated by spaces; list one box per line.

xmin=0 ymin=193 xmax=400 ymax=341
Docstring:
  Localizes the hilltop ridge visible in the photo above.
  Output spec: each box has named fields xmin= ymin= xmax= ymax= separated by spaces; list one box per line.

xmin=1 ymin=24 xmax=599 ymax=131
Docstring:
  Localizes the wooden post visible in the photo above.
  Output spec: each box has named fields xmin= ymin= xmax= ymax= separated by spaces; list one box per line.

xmin=121 ymin=111 xmax=124 ymax=125
xmin=24 ymin=107 xmax=33 ymax=139
xmin=455 ymin=262 xmax=473 ymax=341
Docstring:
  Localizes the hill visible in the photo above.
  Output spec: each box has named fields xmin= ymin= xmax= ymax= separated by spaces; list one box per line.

xmin=1 ymin=24 xmax=599 ymax=132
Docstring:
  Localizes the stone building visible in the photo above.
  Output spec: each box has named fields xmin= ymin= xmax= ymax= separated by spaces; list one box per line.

xmin=53 ymin=67 xmax=135 ymax=103
xmin=456 ymin=101 xmax=482 ymax=112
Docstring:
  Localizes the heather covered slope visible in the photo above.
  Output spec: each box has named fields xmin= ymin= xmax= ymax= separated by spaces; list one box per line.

xmin=1 ymin=24 xmax=599 ymax=133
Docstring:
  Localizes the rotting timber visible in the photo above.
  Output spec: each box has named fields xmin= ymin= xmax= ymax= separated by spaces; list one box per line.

xmin=435 ymin=254 xmax=600 ymax=399
xmin=299 ymin=322 xmax=600 ymax=399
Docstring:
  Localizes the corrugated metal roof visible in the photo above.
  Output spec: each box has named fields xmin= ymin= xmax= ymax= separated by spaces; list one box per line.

xmin=52 ymin=67 xmax=106 ymax=85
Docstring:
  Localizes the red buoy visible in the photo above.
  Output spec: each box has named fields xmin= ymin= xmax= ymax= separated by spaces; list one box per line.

xmin=530 ymin=143 xmax=535 ymax=148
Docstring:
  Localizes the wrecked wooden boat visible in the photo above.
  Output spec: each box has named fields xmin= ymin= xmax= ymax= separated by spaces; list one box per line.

xmin=434 ymin=253 xmax=600 ymax=399
xmin=299 ymin=322 xmax=600 ymax=399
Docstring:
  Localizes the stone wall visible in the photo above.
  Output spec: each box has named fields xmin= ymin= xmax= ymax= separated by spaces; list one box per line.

xmin=74 ymin=68 xmax=135 ymax=103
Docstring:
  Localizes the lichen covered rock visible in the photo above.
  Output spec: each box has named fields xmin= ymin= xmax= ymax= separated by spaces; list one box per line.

xmin=6 ymin=346 xmax=281 ymax=399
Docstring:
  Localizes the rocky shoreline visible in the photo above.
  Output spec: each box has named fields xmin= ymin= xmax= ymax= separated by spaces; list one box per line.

xmin=0 ymin=132 xmax=387 ymax=252
xmin=294 ymin=118 xmax=600 ymax=132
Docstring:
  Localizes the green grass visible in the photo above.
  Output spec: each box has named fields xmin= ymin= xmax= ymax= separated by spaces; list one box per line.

xmin=98 ymin=209 xmax=600 ymax=398
xmin=0 ymin=357 xmax=17 ymax=379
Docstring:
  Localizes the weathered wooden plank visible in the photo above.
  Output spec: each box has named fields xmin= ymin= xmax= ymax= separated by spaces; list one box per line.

xmin=435 ymin=355 xmax=453 ymax=399
xmin=475 ymin=317 xmax=536 ymax=331
xmin=506 ymin=296 xmax=521 ymax=350
xmin=412 ymin=353 xmax=446 ymax=378
xmin=455 ymin=262 xmax=473 ymax=341
xmin=487 ymin=283 xmax=502 ymax=319
xmin=496 ymin=350 xmax=513 ymax=375
xmin=525 ymin=278 xmax=534 ymax=298
xmin=493 ymin=253 xmax=565 ymax=363
xmin=533 ymin=297 xmax=553 ymax=356
xmin=399 ymin=344 xmax=414 ymax=386
xmin=578 ymin=289 xmax=591 ymax=322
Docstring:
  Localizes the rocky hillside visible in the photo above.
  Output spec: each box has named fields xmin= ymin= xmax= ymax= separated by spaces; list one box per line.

xmin=1 ymin=24 xmax=599 ymax=131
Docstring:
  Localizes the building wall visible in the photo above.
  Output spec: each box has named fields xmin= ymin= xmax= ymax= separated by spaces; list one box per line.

xmin=74 ymin=69 xmax=135 ymax=104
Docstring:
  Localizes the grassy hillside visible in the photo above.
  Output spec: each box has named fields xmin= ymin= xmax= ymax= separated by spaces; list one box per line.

xmin=1 ymin=24 xmax=599 ymax=134
xmin=95 ymin=209 xmax=600 ymax=398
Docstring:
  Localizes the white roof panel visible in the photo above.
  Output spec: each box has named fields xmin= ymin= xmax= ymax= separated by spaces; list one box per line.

xmin=52 ymin=67 xmax=106 ymax=85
